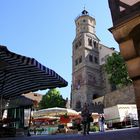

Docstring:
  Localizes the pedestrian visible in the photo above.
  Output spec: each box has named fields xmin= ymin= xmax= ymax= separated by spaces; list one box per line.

xmin=33 ymin=127 xmax=36 ymax=135
xmin=87 ymin=113 xmax=93 ymax=134
xmin=99 ymin=114 xmax=105 ymax=132
xmin=81 ymin=103 xmax=90 ymax=135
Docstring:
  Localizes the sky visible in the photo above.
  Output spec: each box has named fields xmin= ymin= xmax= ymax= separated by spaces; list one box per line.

xmin=0 ymin=0 xmax=119 ymax=99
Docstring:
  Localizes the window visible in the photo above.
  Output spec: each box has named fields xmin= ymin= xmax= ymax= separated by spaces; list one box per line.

xmin=75 ymin=40 xmax=82 ymax=50
xmin=89 ymin=55 xmax=93 ymax=62
xmin=75 ymin=59 xmax=78 ymax=66
xmin=75 ymin=44 xmax=78 ymax=50
xmin=83 ymin=19 xmax=86 ymax=22
xmin=87 ymin=73 xmax=97 ymax=86
xmin=88 ymin=38 xmax=92 ymax=46
xmin=94 ymin=57 xmax=98 ymax=64
xmin=94 ymin=41 xmax=97 ymax=48
xmin=79 ymin=56 xmax=82 ymax=63
xmin=75 ymin=56 xmax=82 ymax=66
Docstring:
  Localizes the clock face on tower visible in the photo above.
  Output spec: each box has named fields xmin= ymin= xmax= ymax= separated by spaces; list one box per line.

xmin=87 ymin=73 xmax=96 ymax=86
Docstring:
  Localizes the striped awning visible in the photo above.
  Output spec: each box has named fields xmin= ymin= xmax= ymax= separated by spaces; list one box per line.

xmin=0 ymin=45 xmax=68 ymax=99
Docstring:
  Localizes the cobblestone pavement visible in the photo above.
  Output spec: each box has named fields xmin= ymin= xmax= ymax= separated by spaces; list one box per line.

xmin=1 ymin=127 xmax=140 ymax=140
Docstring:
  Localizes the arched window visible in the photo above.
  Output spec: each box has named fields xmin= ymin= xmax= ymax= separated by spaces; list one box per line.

xmin=75 ymin=44 xmax=78 ymax=50
xmin=88 ymin=38 xmax=92 ymax=46
xmin=94 ymin=41 xmax=97 ymax=48
xmin=75 ymin=59 xmax=78 ymax=66
xmin=94 ymin=57 xmax=98 ymax=64
xmin=79 ymin=56 xmax=82 ymax=63
xmin=89 ymin=54 xmax=93 ymax=62
xmin=75 ymin=40 xmax=82 ymax=50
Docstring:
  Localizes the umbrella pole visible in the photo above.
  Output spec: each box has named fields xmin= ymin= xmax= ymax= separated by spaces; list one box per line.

xmin=0 ymin=70 xmax=6 ymax=121
xmin=0 ymin=96 xmax=2 ymax=120
xmin=0 ymin=95 xmax=2 ymax=127
xmin=27 ymin=107 xmax=32 ymax=136
xmin=0 ymin=95 xmax=2 ymax=120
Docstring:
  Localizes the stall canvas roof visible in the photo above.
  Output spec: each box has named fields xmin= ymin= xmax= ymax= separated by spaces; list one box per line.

xmin=0 ymin=45 xmax=68 ymax=99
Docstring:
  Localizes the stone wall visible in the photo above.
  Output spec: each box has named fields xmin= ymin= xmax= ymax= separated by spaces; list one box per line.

xmin=104 ymin=85 xmax=135 ymax=108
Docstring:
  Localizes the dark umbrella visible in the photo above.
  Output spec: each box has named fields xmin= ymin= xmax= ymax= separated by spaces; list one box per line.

xmin=0 ymin=45 xmax=68 ymax=99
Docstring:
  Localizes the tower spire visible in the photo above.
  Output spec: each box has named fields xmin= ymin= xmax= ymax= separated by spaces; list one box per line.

xmin=83 ymin=5 xmax=85 ymax=10
xmin=82 ymin=4 xmax=88 ymax=15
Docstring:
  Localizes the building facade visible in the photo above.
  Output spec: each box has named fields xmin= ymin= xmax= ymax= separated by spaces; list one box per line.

xmin=108 ymin=0 xmax=140 ymax=126
xmin=71 ymin=10 xmax=116 ymax=112
xmin=23 ymin=92 xmax=43 ymax=109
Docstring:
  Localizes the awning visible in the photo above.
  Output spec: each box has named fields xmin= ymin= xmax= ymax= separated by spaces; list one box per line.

xmin=0 ymin=45 xmax=68 ymax=99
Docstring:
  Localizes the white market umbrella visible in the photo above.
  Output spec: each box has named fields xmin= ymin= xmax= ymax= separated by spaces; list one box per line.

xmin=33 ymin=107 xmax=79 ymax=117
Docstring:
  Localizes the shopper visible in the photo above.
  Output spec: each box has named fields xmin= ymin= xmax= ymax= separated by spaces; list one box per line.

xmin=99 ymin=114 xmax=105 ymax=132
xmin=81 ymin=103 xmax=90 ymax=135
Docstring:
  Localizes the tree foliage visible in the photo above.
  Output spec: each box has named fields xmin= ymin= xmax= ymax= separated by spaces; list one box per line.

xmin=39 ymin=88 xmax=66 ymax=109
xmin=105 ymin=53 xmax=132 ymax=87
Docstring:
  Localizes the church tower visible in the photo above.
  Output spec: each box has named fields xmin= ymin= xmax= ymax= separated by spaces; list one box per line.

xmin=71 ymin=10 xmax=103 ymax=112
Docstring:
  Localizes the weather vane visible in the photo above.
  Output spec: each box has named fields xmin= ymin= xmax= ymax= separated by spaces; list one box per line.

xmin=84 ymin=4 xmax=86 ymax=10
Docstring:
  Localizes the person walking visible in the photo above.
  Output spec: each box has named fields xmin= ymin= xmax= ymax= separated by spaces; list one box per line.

xmin=81 ymin=103 xmax=90 ymax=135
xmin=99 ymin=114 xmax=105 ymax=132
xmin=87 ymin=113 xmax=93 ymax=134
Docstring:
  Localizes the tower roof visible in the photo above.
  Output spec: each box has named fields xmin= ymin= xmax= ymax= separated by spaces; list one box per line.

xmin=81 ymin=9 xmax=88 ymax=15
xmin=75 ymin=9 xmax=91 ymax=21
